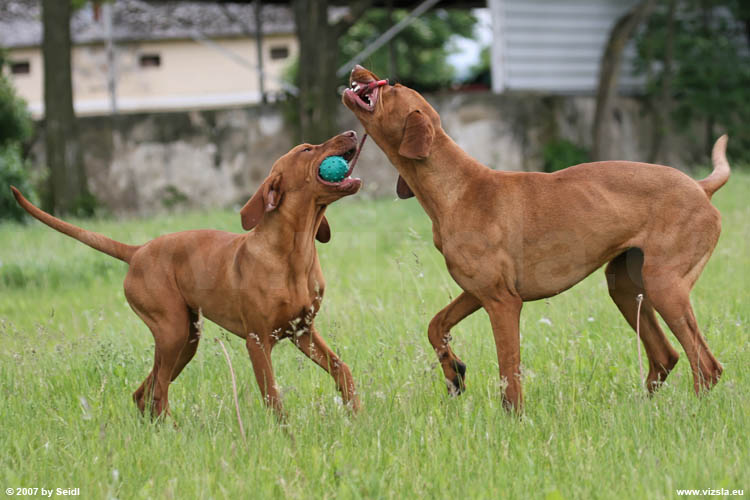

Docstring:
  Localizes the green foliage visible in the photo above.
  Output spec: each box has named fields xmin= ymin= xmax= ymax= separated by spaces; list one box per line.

xmin=542 ymin=139 xmax=591 ymax=172
xmin=0 ymin=173 xmax=748 ymax=497
xmin=464 ymin=45 xmax=491 ymax=87
xmin=0 ymin=74 xmax=32 ymax=149
xmin=161 ymin=185 xmax=189 ymax=210
xmin=72 ymin=0 xmax=93 ymax=9
xmin=0 ymin=145 xmax=37 ymax=222
xmin=340 ymin=9 xmax=477 ymax=91
xmin=635 ymin=0 xmax=750 ymax=161
xmin=0 ymin=74 xmax=35 ymax=222
xmin=280 ymin=57 xmax=303 ymax=128
xmin=70 ymin=191 xmax=100 ymax=218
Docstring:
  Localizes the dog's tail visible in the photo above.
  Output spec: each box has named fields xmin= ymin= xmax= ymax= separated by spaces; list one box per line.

xmin=10 ymin=186 xmax=139 ymax=264
xmin=698 ymin=135 xmax=731 ymax=199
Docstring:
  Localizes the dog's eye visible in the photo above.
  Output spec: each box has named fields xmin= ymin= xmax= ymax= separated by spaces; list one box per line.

xmin=302 ymin=147 xmax=312 ymax=152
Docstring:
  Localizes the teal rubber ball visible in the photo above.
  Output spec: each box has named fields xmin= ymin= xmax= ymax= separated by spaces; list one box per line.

xmin=319 ymin=156 xmax=349 ymax=182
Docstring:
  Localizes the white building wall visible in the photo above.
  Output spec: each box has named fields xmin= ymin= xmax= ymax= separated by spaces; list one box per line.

xmin=4 ymin=35 xmax=297 ymax=118
xmin=490 ymin=0 xmax=642 ymax=94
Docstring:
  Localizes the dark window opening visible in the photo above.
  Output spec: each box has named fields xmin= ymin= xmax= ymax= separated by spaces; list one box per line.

xmin=139 ymin=54 xmax=161 ymax=68
xmin=10 ymin=61 xmax=30 ymax=75
xmin=270 ymin=46 xmax=289 ymax=60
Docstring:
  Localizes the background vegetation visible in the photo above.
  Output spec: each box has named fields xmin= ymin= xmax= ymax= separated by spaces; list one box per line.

xmin=1 ymin=171 xmax=747 ymax=498
xmin=635 ymin=0 xmax=750 ymax=161
xmin=542 ymin=139 xmax=591 ymax=173
xmin=340 ymin=9 xmax=477 ymax=91
xmin=0 ymin=52 xmax=35 ymax=222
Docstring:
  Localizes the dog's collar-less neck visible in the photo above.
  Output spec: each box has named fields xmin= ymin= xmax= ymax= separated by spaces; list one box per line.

xmin=250 ymin=199 xmax=320 ymax=249
xmin=396 ymin=131 xmax=487 ymax=221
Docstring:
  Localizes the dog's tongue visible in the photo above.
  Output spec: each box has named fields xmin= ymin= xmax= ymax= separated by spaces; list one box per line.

xmin=355 ymin=79 xmax=389 ymax=96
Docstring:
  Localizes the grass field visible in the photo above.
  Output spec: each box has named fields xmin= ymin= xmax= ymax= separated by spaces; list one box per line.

xmin=1 ymin=172 xmax=748 ymax=499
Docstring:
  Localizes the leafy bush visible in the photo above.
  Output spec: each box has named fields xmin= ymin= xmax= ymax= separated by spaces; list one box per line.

xmin=0 ymin=67 xmax=36 ymax=222
xmin=0 ymin=73 xmax=32 ymax=149
xmin=0 ymin=144 xmax=37 ymax=222
xmin=340 ymin=9 xmax=477 ymax=91
xmin=635 ymin=0 xmax=750 ymax=163
xmin=542 ymin=139 xmax=591 ymax=173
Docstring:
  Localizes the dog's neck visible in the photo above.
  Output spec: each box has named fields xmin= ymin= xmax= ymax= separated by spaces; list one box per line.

xmin=246 ymin=196 xmax=324 ymax=271
xmin=391 ymin=128 xmax=490 ymax=223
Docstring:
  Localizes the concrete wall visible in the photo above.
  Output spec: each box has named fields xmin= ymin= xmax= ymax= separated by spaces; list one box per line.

xmin=28 ymin=91 xmax=707 ymax=215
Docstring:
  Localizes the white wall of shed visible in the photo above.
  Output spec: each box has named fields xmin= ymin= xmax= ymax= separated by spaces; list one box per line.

xmin=489 ymin=0 xmax=643 ymax=94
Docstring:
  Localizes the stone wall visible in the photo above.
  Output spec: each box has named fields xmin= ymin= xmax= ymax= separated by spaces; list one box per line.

xmin=29 ymin=91 xmax=707 ymax=214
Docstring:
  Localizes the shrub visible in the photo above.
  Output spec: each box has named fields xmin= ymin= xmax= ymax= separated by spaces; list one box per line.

xmin=0 ymin=74 xmax=32 ymax=148
xmin=0 ymin=67 xmax=36 ymax=222
xmin=542 ymin=139 xmax=591 ymax=173
xmin=0 ymin=144 xmax=37 ymax=222
xmin=635 ymin=0 xmax=750 ymax=163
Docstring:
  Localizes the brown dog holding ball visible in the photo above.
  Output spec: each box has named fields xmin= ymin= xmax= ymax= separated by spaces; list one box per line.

xmin=12 ymin=131 xmax=366 ymax=418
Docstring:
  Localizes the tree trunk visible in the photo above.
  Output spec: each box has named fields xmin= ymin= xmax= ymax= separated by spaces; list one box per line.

xmin=42 ymin=0 xmax=88 ymax=214
xmin=592 ymin=0 xmax=654 ymax=161
xmin=292 ymin=0 xmax=339 ymax=143
xmin=649 ymin=0 xmax=676 ymax=164
xmin=291 ymin=0 xmax=370 ymax=143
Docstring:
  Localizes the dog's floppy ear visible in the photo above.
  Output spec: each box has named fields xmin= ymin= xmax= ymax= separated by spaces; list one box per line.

xmin=396 ymin=175 xmax=415 ymax=199
xmin=316 ymin=216 xmax=331 ymax=243
xmin=240 ymin=173 xmax=283 ymax=230
xmin=398 ymin=110 xmax=434 ymax=160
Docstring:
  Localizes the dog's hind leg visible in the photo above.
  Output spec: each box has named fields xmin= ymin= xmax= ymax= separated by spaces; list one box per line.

xmin=294 ymin=326 xmax=360 ymax=412
xmin=149 ymin=309 xmax=193 ymax=417
xmin=641 ymin=272 xmax=723 ymax=395
xmin=605 ymin=250 xmax=680 ymax=393
xmin=640 ymin=213 xmax=723 ymax=395
xmin=131 ymin=304 xmax=193 ymax=417
xmin=428 ymin=291 xmax=481 ymax=395
xmin=133 ymin=353 xmax=158 ymax=415
xmin=169 ymin=309 xmax=202 ymax=382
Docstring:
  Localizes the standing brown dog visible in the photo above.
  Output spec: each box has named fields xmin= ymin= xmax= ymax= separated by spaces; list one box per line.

xmin=11 ymin=131 xmax=365 ymax=418
xmin=344 ymin=65 xmax=728 ymax=411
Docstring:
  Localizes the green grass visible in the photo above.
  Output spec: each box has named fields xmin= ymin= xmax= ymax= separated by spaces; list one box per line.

xmin=1 ymin=173 xmax=748 ymax=499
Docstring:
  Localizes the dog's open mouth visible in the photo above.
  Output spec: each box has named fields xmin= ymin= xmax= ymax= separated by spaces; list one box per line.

xmin=317 ymin=133 xmax=367 ymax=191
xmin=344 ymin=80 xmax=385 ymax=112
